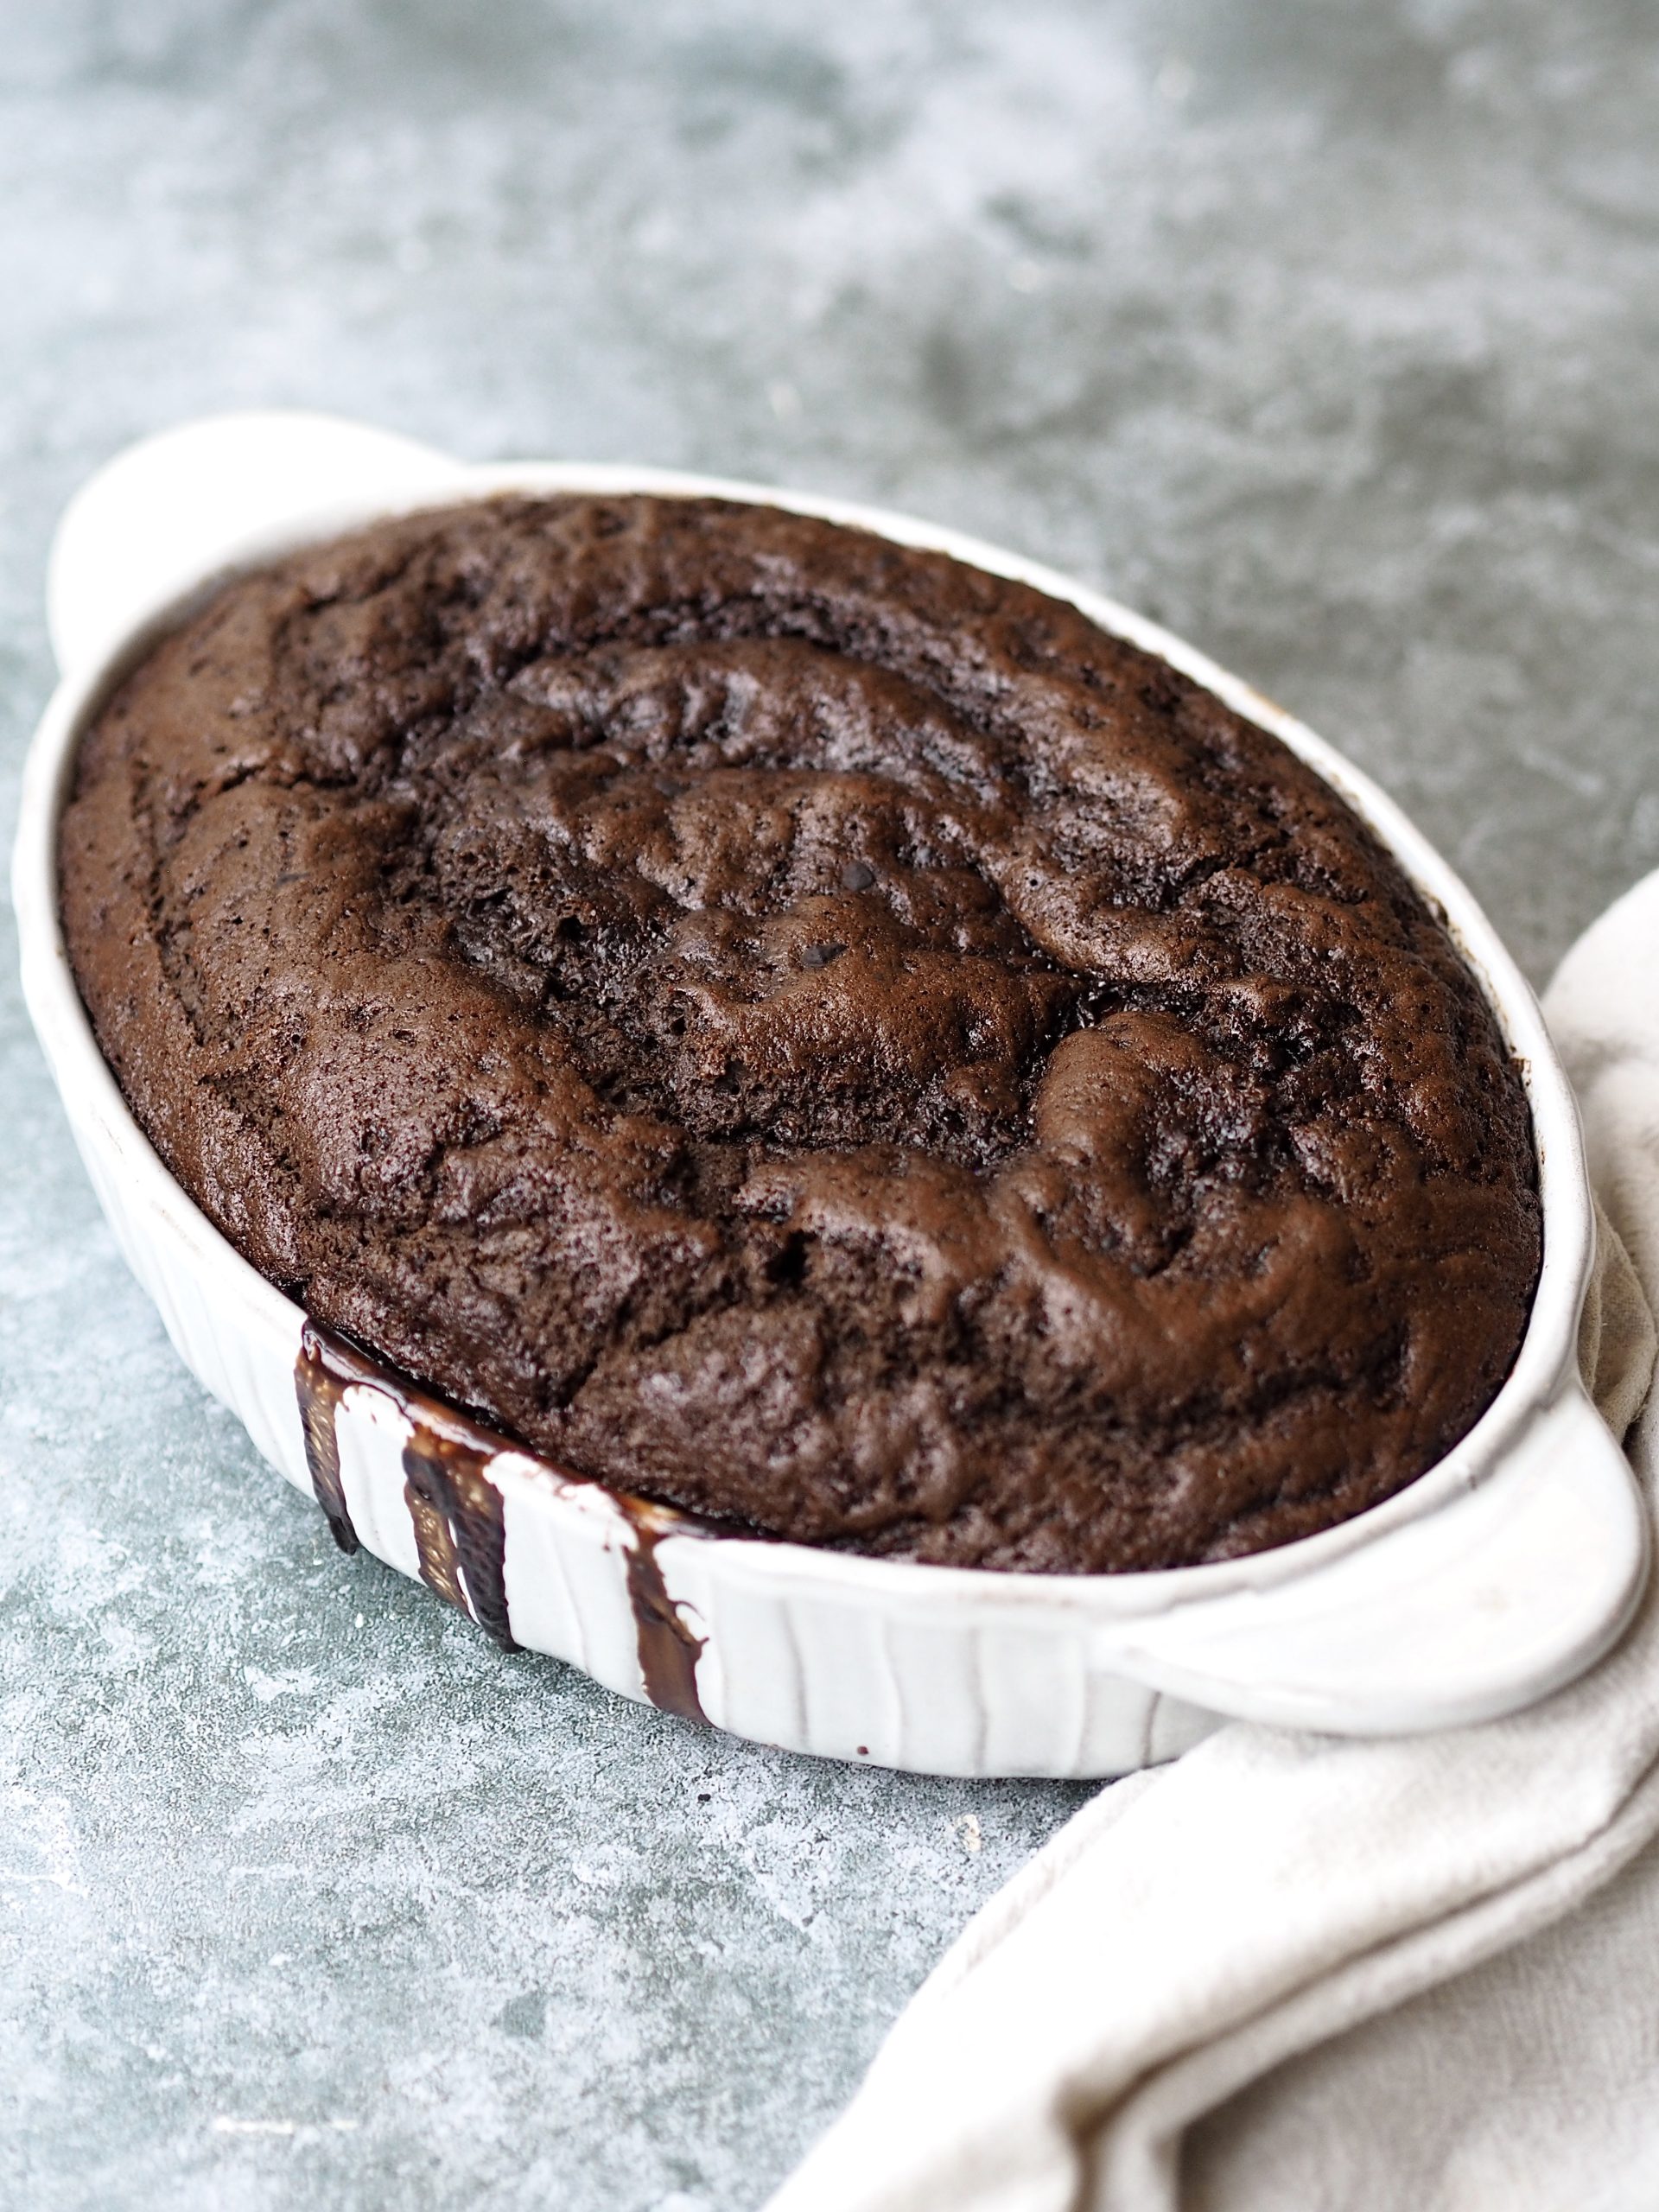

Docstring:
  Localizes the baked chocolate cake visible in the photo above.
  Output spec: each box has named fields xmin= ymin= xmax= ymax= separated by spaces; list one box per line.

xmin=60 ymin=496 xmax=1541 ymax=1572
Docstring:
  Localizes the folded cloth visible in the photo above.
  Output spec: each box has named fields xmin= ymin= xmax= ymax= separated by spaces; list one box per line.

xmin=769 ymin=868 xmax=1659 ymax=2212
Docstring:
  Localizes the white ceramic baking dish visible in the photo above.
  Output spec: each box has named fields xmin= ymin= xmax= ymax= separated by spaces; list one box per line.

xmin=14 ymin=411 xmax=1647 ymax=1777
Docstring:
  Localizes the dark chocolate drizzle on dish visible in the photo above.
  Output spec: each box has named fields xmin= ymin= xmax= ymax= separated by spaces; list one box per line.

xmin=401 ymin=1421 xmax=518 ymax=1652
xmin=296 ymin=1325 xmax=359 ymax=1555
xmin=295 ymin=1317 xmax=706 ymax=1715
xmin=620 ymin=1515 xmax=709 ymax=1723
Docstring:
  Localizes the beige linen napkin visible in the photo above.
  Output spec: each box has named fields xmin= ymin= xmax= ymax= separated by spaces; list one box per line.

xmin=770 ymin=868 xmax=1659 ymax=2212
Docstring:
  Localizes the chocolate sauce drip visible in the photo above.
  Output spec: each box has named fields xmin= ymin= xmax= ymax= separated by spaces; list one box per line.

xmin=401 ymin=1455 xmax=466 ymax=1613
xmin=294 ymin=1319 xmax=716 ymax=1689
xmin=402 ymin=1425 xmax=518 ymax=1651
xmin=620 ymin=1506 xmax=708 ymax=1725
xmin=293 ymin=1319 xmax=518 ymax=1648
xmin=295 ymin=1319 xmax=359 ymax=1554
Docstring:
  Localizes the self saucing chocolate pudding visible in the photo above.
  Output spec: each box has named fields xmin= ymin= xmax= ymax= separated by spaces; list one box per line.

xmin=60 ymin=495 xmax=1541 ymax=1573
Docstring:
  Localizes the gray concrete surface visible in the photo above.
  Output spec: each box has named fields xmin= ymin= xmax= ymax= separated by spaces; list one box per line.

xmin=2 ymin=3 xmax=1656 ymax=2207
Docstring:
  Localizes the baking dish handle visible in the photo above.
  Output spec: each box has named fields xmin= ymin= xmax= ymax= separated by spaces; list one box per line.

xmin=1099 ymin=1379 xmax=1649 ymax=1734
xmin=48 ymin=410 xmax=466 ymax=683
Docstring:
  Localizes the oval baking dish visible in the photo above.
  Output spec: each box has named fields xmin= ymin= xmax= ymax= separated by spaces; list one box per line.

xmin=14 ymin=412 xmax=1647 ymax=1777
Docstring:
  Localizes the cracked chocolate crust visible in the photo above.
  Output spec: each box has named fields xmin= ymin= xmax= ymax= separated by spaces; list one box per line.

xmin=60 ymin=495 xmax=1541 ymax=1572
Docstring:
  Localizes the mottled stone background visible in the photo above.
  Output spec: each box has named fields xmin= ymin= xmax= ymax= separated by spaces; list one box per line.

xmin=2 ymin=3 xmax=1656 ymax=2207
